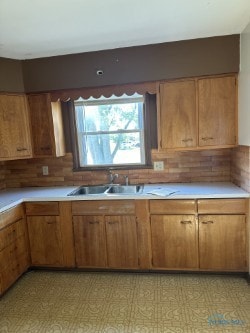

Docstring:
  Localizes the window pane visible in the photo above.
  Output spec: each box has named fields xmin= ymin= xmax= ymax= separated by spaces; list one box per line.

xmin=78 ymin=132 xmax=144 ymax=166
xmin=74 ymin=94 xmax=146 ymax=168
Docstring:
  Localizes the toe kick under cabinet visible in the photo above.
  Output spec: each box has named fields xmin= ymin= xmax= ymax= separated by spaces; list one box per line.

xmin=149 ymin=198 xmax=248 ymax=272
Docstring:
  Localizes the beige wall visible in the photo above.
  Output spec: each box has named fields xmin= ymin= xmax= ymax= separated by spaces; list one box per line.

xmin=239 ymin=22 xmax=250 ymax=145
xmin=239 ymin=21 xmax=250 ymax=276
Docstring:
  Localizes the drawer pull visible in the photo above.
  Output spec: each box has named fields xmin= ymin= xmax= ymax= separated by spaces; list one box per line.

xmin=89 ymin=221 xmax=99 ymax=224
xmin=201 ymin=220 xmax=214 ymax=224
xmin=16 ymin=147 xmax=28 ymax=151
xmin=181 ymin=138 xmax=193 ymax=143
xmin=41 ymin=146 xmax=51 ymax=150
xmin=46 ymin=221 xmax=56 ymax=224
xmin=201 ymin=137 xmax=214 ymax=141
xmin=108 ymin=221 xmax=118 ymax=225
xmin=180 ymin=220 xmax=192 ymax=224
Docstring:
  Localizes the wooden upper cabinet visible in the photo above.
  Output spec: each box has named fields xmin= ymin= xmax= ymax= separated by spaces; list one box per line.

xmin=198 ymin=76 xmax=237 ymax=147
xmin=158 ymin=75 xmax=237 ymax=151
xmin=159 ymin=80 xmax=197 ymax=149
xmin=27 ymin=93 xmax=66 ymax=157
xmin=0 ymin=94 xmax=33 ymax=160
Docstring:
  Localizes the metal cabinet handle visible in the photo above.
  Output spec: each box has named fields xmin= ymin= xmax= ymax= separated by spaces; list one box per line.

xmin=16 ymin=147 xmax=28 ymax=151
xmin=180 ymin=220 xmax=192 ymax=224
xmin=201 ymin=220 xmax=214 ymax=224
xmin=108 ymin=221 xmax=119 ymax=225
xmin=201 ymin=137 xmax=214 ymax=141
xmin=182 ymin=138 xmax=193 ymax=143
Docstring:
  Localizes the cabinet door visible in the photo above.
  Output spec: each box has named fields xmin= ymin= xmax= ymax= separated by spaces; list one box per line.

xmin=199 ymin=215 xmax=246 ymax=270
xmin=73 ymin=216 xmax=107 ymax=267
xmin=28 ymin=94 xmax=65 ymax=157
xmin=105 ymin=215 xmax=139 ymax=268
xmin=151 ymin=215 xmax=198 ymax=269
xmin=0 ymin=94 xmax=32 ymax=159
xmin=159 ymin=80 xmax=197 ymax=149
xmin=27 ymin=216 xmax=63 ymax=266
xmin=198 ymin=76 xmax=236 ymax=147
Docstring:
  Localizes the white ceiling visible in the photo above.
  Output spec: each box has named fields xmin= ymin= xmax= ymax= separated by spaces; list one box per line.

xmin=1 ymin=0 xmax=250 ymax=60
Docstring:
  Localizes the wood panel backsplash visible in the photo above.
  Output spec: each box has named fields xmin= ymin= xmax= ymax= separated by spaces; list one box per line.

xmin=231 ymin=145 xmax=250 ymax=192
xmin=3 ymin=149 xmax=231 ymax=188
xmin=0 ymin=162 xmax=6 ymax=190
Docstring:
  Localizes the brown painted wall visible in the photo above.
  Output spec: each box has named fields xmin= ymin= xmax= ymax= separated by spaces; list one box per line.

xmin=0 ymin=57 xmax=24 ymax=92
xmin=22 ymin=35 xmax=240 ymax=92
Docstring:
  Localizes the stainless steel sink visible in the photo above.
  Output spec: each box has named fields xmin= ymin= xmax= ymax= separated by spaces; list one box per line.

xmin=107 ymin=185 xmax=143 ymax=194
xmin=68 ymin=185 xmax=110 ymax=196
xmin=68 ymin=184 xmax=143 ymax=196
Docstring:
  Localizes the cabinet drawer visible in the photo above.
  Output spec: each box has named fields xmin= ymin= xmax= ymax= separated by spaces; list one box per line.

xmin=198 ymin=199 xmax=246 ymax=214
xmin=150 ymin=200 xmax=196 ymax=214
xmin=0 ymin=205 xmax=24 ymax=230
xmin=72 ymin=200 xmax=135 ymax=215
xmin=0 ymin=218 xmax=26 ymax=251
xmin=0 ymin=235 xmax=28 ymax=271
xmin=26 ymin=202 xmax=59 ymax=215
xmin=0 ymin=252 xmax=29 ymax=295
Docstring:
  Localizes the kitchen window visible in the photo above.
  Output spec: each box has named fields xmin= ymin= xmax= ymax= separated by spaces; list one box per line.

xmin=72 ymin=93 xmax=152 ymax=169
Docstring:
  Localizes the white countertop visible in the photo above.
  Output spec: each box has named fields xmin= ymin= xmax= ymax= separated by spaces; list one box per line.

xmin=0 ymin=182 xmax=248 ymax=213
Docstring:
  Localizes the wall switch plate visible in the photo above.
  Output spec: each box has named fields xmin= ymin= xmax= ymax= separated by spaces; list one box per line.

xmin=42 ymin=166 xmax=49 ymax=176
xmin=153 ymin=161 xmax=164 ymax=171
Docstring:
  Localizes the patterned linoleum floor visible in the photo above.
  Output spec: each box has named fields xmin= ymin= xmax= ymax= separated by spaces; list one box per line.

xmin=0 ymin=271 xmax=249 ymax=333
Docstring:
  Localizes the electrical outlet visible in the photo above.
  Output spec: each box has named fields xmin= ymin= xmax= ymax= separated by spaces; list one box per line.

xmin=42 ymin=166 xmax=49 ymax=176
xmin=153 ymin=161 xmax=164 ymax=171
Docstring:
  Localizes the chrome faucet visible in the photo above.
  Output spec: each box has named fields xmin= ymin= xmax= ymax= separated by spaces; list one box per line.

xmin=108 ymin=170 xmax=118 ymax=184
xmin=124 ymin=175 xmax=129 ymax=186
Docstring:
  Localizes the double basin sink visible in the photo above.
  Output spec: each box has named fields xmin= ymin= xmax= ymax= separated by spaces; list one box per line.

xmin=68 ymin=184 xmax=143 ymax=196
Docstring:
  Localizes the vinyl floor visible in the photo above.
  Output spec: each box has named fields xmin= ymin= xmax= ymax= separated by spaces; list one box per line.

xmin=0 ymin=271 xmax=249 ymax=332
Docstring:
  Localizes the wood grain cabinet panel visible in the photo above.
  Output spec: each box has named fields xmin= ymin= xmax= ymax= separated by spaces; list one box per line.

xmin=150 ymin=200 xmax=196 ymax=214
xmin=198 ymin=76 xmax=237 ymax=147
xmin=73 ymin=215 xmax=107 ymax=268
xmin=27 ymin=216 xmax=64 ymax=267
xmin=27 ymin=93 xmax=65 ymax=157
xmin=199 ymin=215 xmax=246 ymax=271
xmin=25 ymin=202 xmax=59 ymax=216
xmin=157 ymin=75 xmax=237 ymax=151
xmin=159 ymin=80 xmax=197 ymax=149
xmin=0 ymin=94 xmax=32 ymax=160
xmin=105 ymin=215 xmax=139 ymax=269
xmin=151 ymin=214 xmax=198 ymax=269
xmin=0 ymin=213 xmax=30 ymax=295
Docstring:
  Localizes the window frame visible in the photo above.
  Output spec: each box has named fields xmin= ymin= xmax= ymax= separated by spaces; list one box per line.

xmin=69 ymin=95 xmax=153 ymax=171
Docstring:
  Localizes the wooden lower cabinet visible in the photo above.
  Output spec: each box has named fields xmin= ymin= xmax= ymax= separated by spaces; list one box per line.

xmin=72 ymin=200 xmax=140 ymax=269
xmin=149 ymin=199 xmax=247 ymax=272
xmin=0 ymin=205 xmax=30 ymax=295
xmin=25 ymin=202 xmax=75 ymax=268
xmin=199 ymin=214 xmax=246 ymax=271
xmin=105 ymin=215 xmax=139 ymax=268
xmin=151 ymin=214 xmax=198 ymax=269
xmin=27 ymin=216 xmax=63 ymax=267
xmin=73 ymin=216 xmax=107 ymax=268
